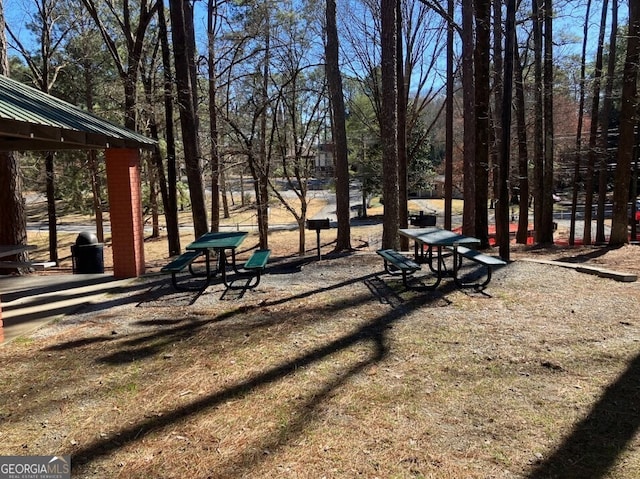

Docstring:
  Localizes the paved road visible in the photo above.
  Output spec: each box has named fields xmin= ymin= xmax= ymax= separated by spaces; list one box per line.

xmin=27 ymin=189 xmax=617 ymax=240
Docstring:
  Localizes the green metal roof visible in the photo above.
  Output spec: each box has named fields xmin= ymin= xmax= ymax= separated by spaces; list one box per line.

xmin=0 ymin=74 xmax=156 ymax=151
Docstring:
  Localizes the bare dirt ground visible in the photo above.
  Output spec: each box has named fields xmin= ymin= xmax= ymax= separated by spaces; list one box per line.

xmin=2 ymin=204 xmax=640 ymax=478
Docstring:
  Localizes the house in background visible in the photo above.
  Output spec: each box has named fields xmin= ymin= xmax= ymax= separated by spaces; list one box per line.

xmin=313 ymin=142 xmax=334 ymax=179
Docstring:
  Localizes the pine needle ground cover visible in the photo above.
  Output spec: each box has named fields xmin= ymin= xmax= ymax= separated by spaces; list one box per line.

xmin=1 ymin=234 xmax=640 ymax=478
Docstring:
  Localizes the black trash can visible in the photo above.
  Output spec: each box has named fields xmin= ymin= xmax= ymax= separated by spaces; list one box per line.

xmin=410 ymin=211 xmax=437 ymax=227
xmin=71 ymin=232 xmax=104 ymax=274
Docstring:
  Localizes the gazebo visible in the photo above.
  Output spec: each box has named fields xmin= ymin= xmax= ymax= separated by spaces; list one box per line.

xmin=0 ymin=74 xmax=156 ymax=329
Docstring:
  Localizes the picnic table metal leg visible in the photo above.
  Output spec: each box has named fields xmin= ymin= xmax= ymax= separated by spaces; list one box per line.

xmin=187 ymin=249 xmax=218 ymax=280
xmin=229 ymin=248 xmax=242 ymax=273
xmin=430 ymin=246 xmax=444 ymax=288
xmin=425 ymin=245 xmax=438 ymax=273
xmin=452 ymin=249 xmax=495 ymax=290
xmin=414 ymin=246 xmax=443 ymax=290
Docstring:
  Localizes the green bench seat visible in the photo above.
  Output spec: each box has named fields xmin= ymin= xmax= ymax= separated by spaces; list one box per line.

xmin=161 ymin=251 xmax=203 ymax=289
xmin=224 ymin=249 xmax=271 ymax=289
xmin=243 ymin=249 xmax=271 ymax=270
xmin=377 ymin=249 xmax=421 ymax=287
xmin=450 ymin=244 xmax=507 ymax=289
xmin=161 ymin=251 xmax=202 ymax=273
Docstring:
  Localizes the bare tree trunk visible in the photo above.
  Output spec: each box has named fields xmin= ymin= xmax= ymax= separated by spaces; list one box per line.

xmin=397 ymin=0 xmax=408 ymax=251
xmin=532 ymin=0 xmax=544 ymax=241
xmin=474 ymin=0 xmax=490 ymax=248
xmin=610 ymin=0 xmax=640 ymax=245
xmin=6 ymin=0 xmax=66 ymax=264
xmin=539 ymin=0 xmax=555 ymax=244
xmin=325 ymin=0 xmax=352 ymax=252
xmin=87 ymin=151 xmax=104 ymax=242
xmin=0 ymin=1 xmax=27 ymax=274
xmin=82 ymin=63 xmax=105 ymax=244
xmin=492 ymin=0 xmax=503 ymax=219
xmin=444 ymin=0 xmax=454 ymax=231
xmin=461 ymin=0 xmax=476 ymax=236
xmin=220 ymin=166 xmax=230 ymax=218
xmin=0 ymin=152 xmax=28 ymax=271
xmin=44 ymin=152 xmax=58 ymax=264
xmin=596 ymin=0 xmax=617 ymax=244
xmin=169 ymin=0 xmax=208 ymax=238
xmin=158 ymin=3 xmax=180 ymax=255
xmin=583 ymin=0 xmax=608 ymax=245
xmin=141 ymin=61 xmax=173 ymax=241
xmin=145 ymin=155 xmax=160 ymax=237
xmin=208 ymin=0 xmax=220 ymax=233
xmin=569 ymin=0 xmax=591 ymax=246
xmin=240 ymin=170 xmax=245 ymax=207
xmin=536 ymin=0 xmax=554 ymax=244
xmin=256 ymin=19 xmax=271 ymax=249
xmin=381 ymin=0 xmax=399 ymax=250
xmin=514 ymin=40 xmax=530 ymax=245
xmin=497 ymin=0 xmax=516 ymax=260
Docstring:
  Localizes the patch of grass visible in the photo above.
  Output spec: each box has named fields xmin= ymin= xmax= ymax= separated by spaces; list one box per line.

xmin=12 ymin=337 xmax=34 ymax=346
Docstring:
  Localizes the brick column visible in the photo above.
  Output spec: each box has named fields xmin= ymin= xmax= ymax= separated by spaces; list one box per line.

xmin=105 ymin=149 xmax=146 ymax=278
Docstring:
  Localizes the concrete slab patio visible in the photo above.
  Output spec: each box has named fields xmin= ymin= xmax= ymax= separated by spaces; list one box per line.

xmin=0 ymin=273 xmax=134 ymax=345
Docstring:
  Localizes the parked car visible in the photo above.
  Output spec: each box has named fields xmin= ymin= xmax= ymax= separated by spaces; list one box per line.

xmin=629 ymin=199 xmax=640 ymax=224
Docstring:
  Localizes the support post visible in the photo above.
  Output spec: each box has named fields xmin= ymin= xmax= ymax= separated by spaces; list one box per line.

xmin=105 ymin=149 xmax=146 ymax=278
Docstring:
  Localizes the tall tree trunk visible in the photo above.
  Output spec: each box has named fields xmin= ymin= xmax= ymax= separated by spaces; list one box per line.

xmin=397 ymin=0 xmax=408 ymax=251
xmin=45 ymin=152 xmax=58 ymax=264
xmin=256 ymin=18 xmax=271 ymax=250
xmin=140 ymin=60 xmax=165 ymax=240
xmin=0 ymin=152 xmax=27 ymax=274
xmin=474 ymin=0 xmax=490 ymax=247
xmin=158 ymin=3 xmax=180 ymax=255
xmin=610 ymin=0 xmax=640 ymax=245
xmin=497 ymin=0 xmax=515 ymax=260
xmin=8 ymin=0 xmax=62 ymax=264
xmin=220 ymin=167 xmax=230 ymax=218
xmin=538 ymin=0 xmax=555 ymax=244
xmin=596 ymin=0 xmax=617 ymax=244
xmin=0 ymin=0 xmax=28 ymax=274
xmin=444 ymin=0 xmax=454 ymax=231
xmin=461 ymin=0 xmax=476 ymax=236
xmin=169 ymin=0 xmax=208 ymax=238
xmin=208 ymin=0 xmax=220 ymax=232
xmin=514 ymin=40 xmax=530 ymax=245
xmin=569 ymin=0 xmax=591 ymax=246
xmin=381 ymin=0 xmax=399 ymax=250
xmin=532 ymin=0 xmax=544 ymax=241
xmin=492 ymin=0 xmax=503 ymax=221
xmin=145 ymin=155 xmax=160 ymax=237
xmin=583 ymin=0 xmax=608 ymax=245
xmin=141 ymin=70 xmax=171 ymax=241
xmin=82 ymin=62 xmax=105 ymax=243
xmin=325 ymin=0 xmax=351 ymax=251
xmin=87 ymin=150 xmax=104 ymax=242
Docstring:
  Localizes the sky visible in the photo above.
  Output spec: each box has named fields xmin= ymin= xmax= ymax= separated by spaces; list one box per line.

xmin=1 ymin=0 xmax=631 ymax=73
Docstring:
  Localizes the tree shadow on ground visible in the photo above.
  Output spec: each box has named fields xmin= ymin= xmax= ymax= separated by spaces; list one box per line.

xmin=527 ymin=352 xmax=640 ymax=478
xmin=67 ymin=269 xmax=440 ymax=475
xmin=554 ymin=244 xmax=624 ymax=264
